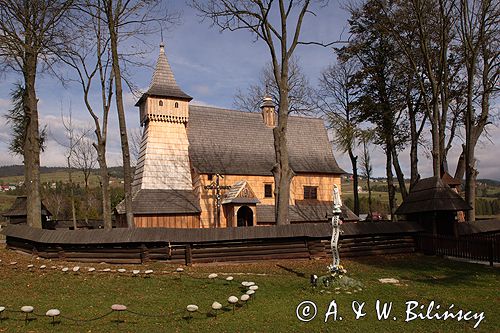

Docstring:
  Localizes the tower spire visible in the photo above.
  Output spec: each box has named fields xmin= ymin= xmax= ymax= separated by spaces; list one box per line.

xmin=135 ymin=43 xmax=192 ymax=107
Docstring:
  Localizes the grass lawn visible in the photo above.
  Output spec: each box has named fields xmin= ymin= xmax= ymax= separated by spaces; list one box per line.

xmin=0 ymin=247 xmax=498 ymax=332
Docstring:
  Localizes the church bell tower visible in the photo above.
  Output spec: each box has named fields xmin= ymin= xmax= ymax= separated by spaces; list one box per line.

xmin=132 ymin=43 xmax=193 ymax=192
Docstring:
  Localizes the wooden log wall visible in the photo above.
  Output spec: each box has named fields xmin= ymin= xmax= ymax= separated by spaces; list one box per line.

xmin=134 ymin=214 xmax=200 ymax=228
xmin=6 ymin=233 xmax=416 ymax=265
xmin=322 ymin=235 xmax=416 ymax=258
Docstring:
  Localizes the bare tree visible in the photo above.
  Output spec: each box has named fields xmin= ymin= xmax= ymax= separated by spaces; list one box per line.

xmin=378 ymin=0 xmax=462 ymax=177
xmin=317 ymin=58 xmax=361 ymax=215
xmin=72 ymin=131 xmax=98 ymax=223
xmin=456 ymin=0 xmax=500 ymax=221
xmin=234 ymin=57 xmax=316 ymax=115
xmin=100 ymin=0 xmax=179 ymax=228
xmin=192 ymin=0 xmax=338 ymax=224
xmin=60 ymin=1 xmax=114 ymax=229
xmin=55 ymin=110 xmax=89 ymax=229
xmin=0 ymin=0 xmax=73 ymax=228
xmin=359 ymin=129 xmax=375 ymax=219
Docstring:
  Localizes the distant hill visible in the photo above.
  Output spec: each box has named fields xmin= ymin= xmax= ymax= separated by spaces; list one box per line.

xmin=0 ymin=165 xmax=126 ymax=179
xmin=478 ymin=179 xmax=500 ymax=186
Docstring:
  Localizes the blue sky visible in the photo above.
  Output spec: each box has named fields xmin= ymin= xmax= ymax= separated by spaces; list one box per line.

xmin=0 ymin=1 xmax=498 ymax=180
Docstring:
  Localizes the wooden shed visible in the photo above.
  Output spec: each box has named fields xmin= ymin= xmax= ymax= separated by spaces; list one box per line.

xmin=395 ymin=177 xmax=471 ymax=236
xmin=2 ymin=196 xmax=53 ymax=228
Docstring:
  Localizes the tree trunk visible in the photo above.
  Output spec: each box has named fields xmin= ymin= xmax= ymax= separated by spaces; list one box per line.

xmin=348 ymin=149 xmax=359 ymax=215
xmin=454 ymin=145 xmax=466 ymax=181
xmin=391 ymin=148 xmax=407 ymax=199
xmin=408 ymin=101 xmax=420 ymax=189
xmin=97 ymin=141 xmax=112 ymax=229
xmin=431 ymin=102 xmax=441 ymax=177
xmin=68 ymin=158 xmax=77 ymax=229
xmin=273 ymin=81 xmax=293 ymax=225
xmin=23 ymin=50 xmax=42 ymax=229
xmin=386 ymin=146 xmax=396 ymax=221
xmin=366 ymin=172 xmax=373 ymax=219
xmin=107 ymin=5 xmax=134 ymax=228
xmin=84 ymin=174 xmax=89 ymax=224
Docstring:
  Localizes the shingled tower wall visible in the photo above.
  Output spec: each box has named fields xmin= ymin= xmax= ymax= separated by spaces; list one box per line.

xmin=132 ymin=43 xmax=193 ymax=192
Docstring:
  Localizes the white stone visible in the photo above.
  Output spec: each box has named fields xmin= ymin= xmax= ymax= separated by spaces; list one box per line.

xmin=249 ymin=285 xmax=258 ymax=291
xmin=45 ymin=309 xmax=60 ymax=317
xmin=176 ymin=267 xmax=184 ymax=272
xmin=378 ymin=278 xmax=400 ymax=284
xmin=62 ymin=267 xmax=69 ymax=272
xmin=88 ymin=267 xmax=95 ymax=272
xmin=10 ymin=262 xmax=17 ymax=265
xmin=186 ymin=304 xmax=198 ymax=312
xmin=228 ymin=296 xmax=238 ymax=304
xmin=27 ymin=264 xmax=34 ymax=268
xmin=211 ymin=302 xmax=222 ymax=310
xmin=241 ymin=281 xmax=249 ymax=286
xmin=208 ymin=273 xmax=218 ymax=279
xmin=118 ymin=269 xmax=126 ymax=273
xmin=40 ymin=265 xmax=46 ymax=269
xmin=132 ymin=270 xmax=140 ymax=275
xmin=102 ymin=268 xmax=111 ymax=272
xmin=21 ymin=306 xmax=34 ymax=313
xmin=240 ymin=294 xmax=250 ymax=302
xmin=111 ymin=304 xmax=127 ymax=311
xmin=72 ymin=266 xmax=80 ymax=272
xmin=226 ymin=276 xmax=233 ymax=281
xmin=145 ymin=270 xmax=153 ymax=274
xmin=246 ymin=290 xmax=255 ymax=296
xmin=0 ymin=306 xmax=5 ymax=312
xmin=51 ymin=266 xmax=57 ymax=269
xmin=246 ymin=282 xmax=255 ymax=286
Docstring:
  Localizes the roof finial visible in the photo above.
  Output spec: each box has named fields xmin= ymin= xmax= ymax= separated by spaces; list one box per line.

xmin=159 ymin=25 xmax=165 ymax=53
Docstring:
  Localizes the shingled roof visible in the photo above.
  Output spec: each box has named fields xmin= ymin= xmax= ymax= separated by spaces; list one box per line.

xmin=187 ymin=105 xmax=345 ymax=175
xmin=135 ymin=43 xmax=192 ymax=106
xmin=2 ymin=196 xmax=52 ymax=217
xmin=257 ymin=203 xmax=358 ymax=224
xmin=115 ymin=189 xmax=201 ymax=215
xmin=395 ymin=176 xmax=471 ymax=215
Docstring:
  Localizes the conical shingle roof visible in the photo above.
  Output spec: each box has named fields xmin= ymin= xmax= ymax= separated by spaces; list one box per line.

xmin=135 ymin=43 xmax=192 ymax=106
xmin=395 ymin=176 xmax=471 ymax=215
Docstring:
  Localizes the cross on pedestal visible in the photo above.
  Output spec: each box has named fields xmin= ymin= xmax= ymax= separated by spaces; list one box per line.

xmin=204 ymin=174 xmax=231 ymax=227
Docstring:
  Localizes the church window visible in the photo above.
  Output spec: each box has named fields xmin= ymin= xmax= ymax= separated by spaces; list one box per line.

xmin=304 ymin=186 xmax=318 ymax=200
xmin=159 ymin=100 xmax=163 ymax=106
xmin=175 ymin=102 xmax=179 ymax=108
xmin=264 ymin=184 xmax=272 ymax=198
xmin=208 ymin=174 xmax=213 ymax=181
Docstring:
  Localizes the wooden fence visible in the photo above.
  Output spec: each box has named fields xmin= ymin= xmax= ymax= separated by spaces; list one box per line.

xmin=2 ymin=223 xmax=422 ymax=265
xmin=416 ymin=234 xmax=500 ymax=266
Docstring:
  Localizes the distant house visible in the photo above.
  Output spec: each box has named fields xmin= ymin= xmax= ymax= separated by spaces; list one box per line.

xmin=2 ymin=196 xmax=53 ymax=227
xmin=395 ymin=177 xmax=471 ymax=236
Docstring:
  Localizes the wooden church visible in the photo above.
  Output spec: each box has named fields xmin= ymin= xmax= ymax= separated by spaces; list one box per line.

xmin=115 ymin=44 xmax=349 ymax=228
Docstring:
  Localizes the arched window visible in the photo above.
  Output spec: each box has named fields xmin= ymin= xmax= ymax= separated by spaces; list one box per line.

xmin=159 ymin=100 xmax=163 ymax=106
xmin=174 ymin=102 xmax=179 ymax=108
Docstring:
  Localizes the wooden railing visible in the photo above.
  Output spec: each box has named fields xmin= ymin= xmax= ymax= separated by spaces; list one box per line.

xmin=416 ymin=234 xmax=500 ymax=266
